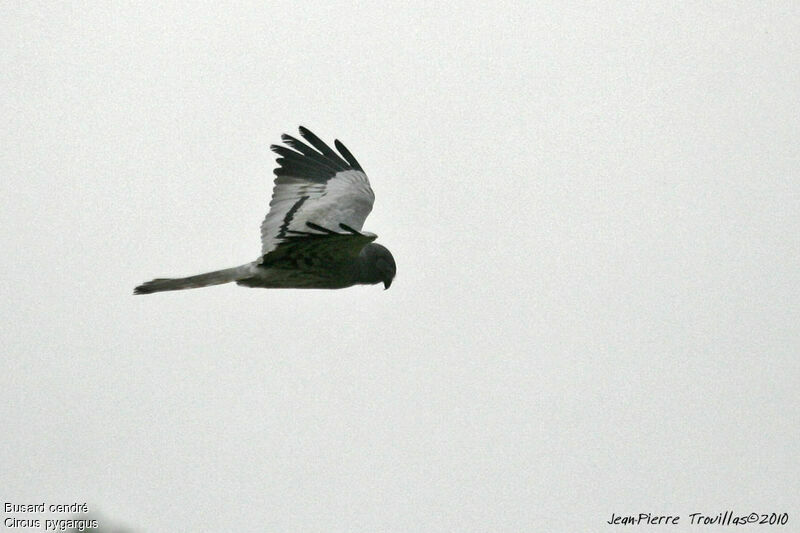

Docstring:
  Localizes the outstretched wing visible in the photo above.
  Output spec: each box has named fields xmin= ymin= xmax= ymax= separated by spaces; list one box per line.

xmin=260 ymin=126 xmax=375 ymax=256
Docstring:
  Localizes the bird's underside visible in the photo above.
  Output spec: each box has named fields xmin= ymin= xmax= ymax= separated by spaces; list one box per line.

xmin=134 ymin=127 xmax=396 ymax=295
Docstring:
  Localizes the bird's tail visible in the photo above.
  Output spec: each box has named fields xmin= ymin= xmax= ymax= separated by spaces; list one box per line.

xmin=134 ymin=264 xmax=254 ymax=295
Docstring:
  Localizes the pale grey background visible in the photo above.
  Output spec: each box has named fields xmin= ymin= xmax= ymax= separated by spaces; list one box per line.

xmin=2 ymin=2 xmax=798 ymax=532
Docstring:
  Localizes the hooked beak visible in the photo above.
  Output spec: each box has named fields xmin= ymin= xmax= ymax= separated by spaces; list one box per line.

xmin=383 ymin=278 xmax=392 ymax=290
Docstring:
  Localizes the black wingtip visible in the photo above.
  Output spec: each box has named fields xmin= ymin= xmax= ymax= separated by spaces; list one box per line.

xmin=334 ymin=139 xmax=363 ymax=171
xmin=297 ymin=126 xmax=315 ymax=145
xmin=272 ymin=126 xmax=361 ymax=182
xmin=297 ymin=127 xmax=319 ymax=145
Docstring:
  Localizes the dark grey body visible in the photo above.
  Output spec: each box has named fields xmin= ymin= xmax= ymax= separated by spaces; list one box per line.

xmin=134 ymin=242 xmax=395 ymax=294
xmin=237 ymin=243 xmax=394 ymax=290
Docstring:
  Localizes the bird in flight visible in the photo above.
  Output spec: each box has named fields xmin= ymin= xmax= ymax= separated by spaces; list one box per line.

xmin=134 ymin=127 xmax=396 ymax=294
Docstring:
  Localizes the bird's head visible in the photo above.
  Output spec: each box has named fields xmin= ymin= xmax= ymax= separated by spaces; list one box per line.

xmin=360 ymin=243 xmax=396 ymax=290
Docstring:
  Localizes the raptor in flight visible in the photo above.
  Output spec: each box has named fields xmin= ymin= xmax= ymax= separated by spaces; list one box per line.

xmin=134 ymin=127 xmax=395 ymax=294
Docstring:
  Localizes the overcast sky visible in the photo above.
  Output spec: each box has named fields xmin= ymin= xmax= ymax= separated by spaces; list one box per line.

xmin=2 ymin=2 xmax=798 ymax=532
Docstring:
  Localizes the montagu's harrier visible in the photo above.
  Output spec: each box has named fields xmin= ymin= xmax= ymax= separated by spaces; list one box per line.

xmin=134 ymin=127 xmax=395 ymax=294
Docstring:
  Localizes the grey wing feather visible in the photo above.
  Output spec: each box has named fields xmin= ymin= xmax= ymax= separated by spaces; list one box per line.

xmin=259 ymin=127 xmax=374 ymax=256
